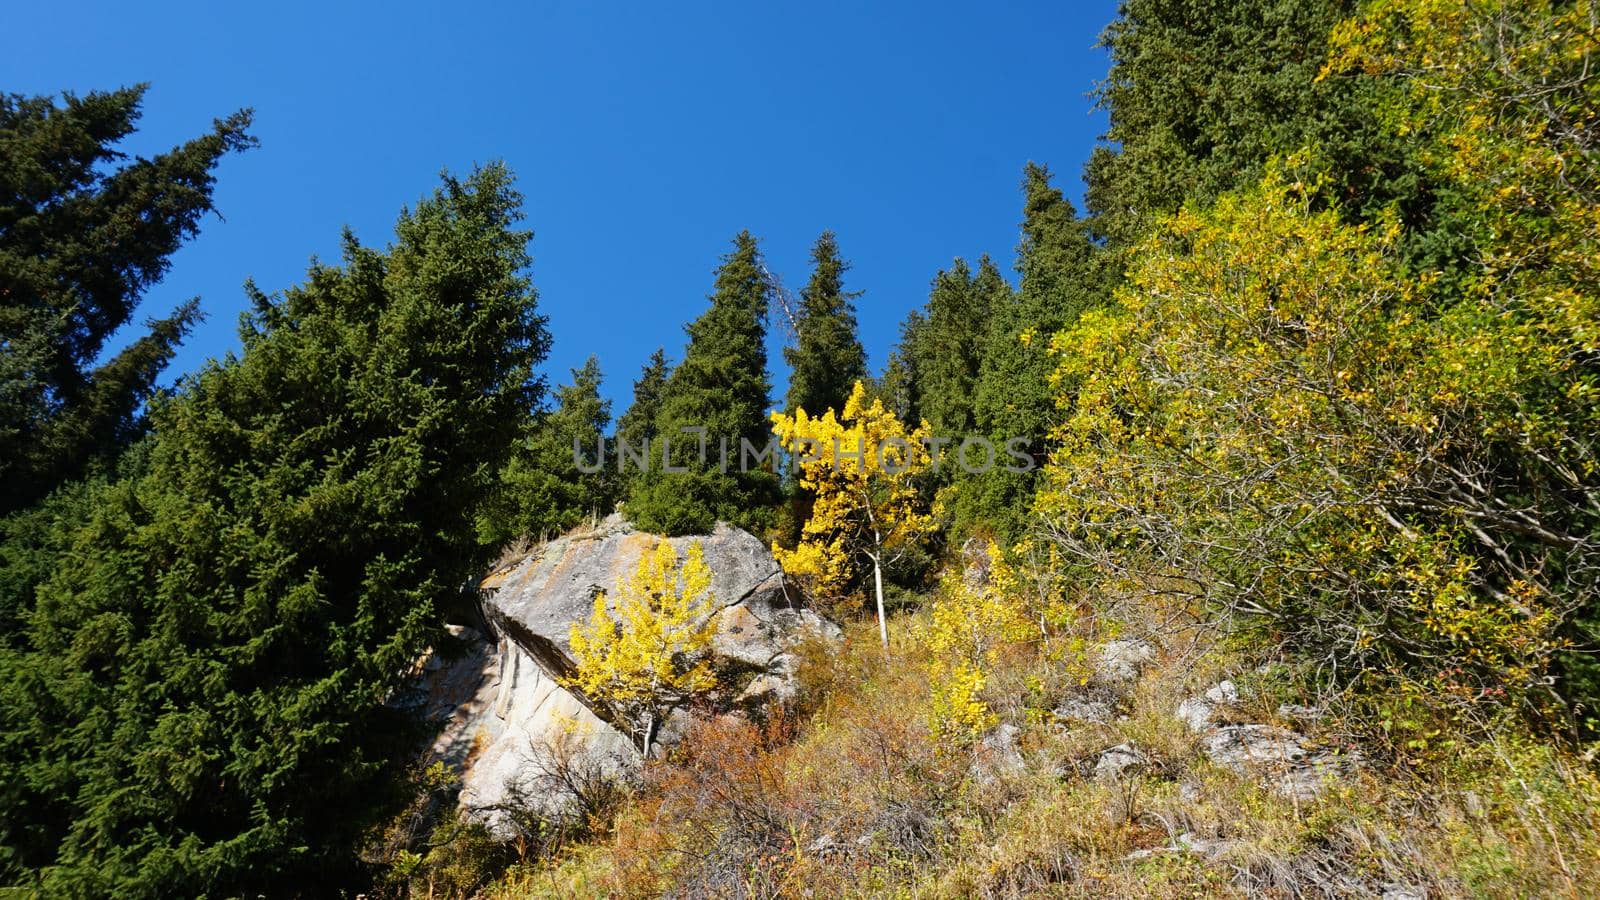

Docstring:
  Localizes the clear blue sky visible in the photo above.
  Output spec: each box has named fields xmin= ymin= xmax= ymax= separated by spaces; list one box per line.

xmin=3 ymin=0 xmax=1117 ymax=413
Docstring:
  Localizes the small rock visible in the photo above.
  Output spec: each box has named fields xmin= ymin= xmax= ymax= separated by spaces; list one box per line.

xmin=1052 ymin=696 xmax=1114 ymax=725
xmin=1380 ymin=884 xmax=1425 ymax=900
xmin=1276 ymin=702 xmax=1324 ymax=724
xmin=1175 ymin=831 xmax=1234 ymax=856
xmin=1176 ymin=679 xmax=1246 ymax=732
xmin=1096 ymin=640 xmax=1156 ymax=686
xmin=1094 ymin=742 xmax=1147 ymax=781
xmin=1125 ymin=831 xmax=1234 ymax=861
xmin=973 ymin=722 xmax=1025 ymax=781
xmin=1202 ymin=724 xmax=1308 ymax=768
xmin=1176 ymin=697 xmax=1216 ymax=732
xmin=735 ymin=673 xmax=787 ymax=703
xmin=1206 ymin=680 xmax=1242 ymax=705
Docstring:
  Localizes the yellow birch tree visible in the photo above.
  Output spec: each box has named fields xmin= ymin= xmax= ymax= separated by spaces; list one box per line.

xmin=567 ymin=539 xmax=718 ymax=752
xmin=771 ymin=381 xmax=933 ymax=647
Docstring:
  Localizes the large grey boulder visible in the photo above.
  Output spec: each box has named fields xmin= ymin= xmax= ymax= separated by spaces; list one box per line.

xmin=411 ymin=514 xmax=837 ymax=835
xmin=481 ymin=514 xmax=798 ymax=677
xmin=478 ymin=514 xmax=837 ymax=711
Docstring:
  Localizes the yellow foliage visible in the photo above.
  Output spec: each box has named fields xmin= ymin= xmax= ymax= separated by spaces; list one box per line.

xmin=923 ymin=542 xmax=1036 ymax=665
xmin=920 ymin=542 xmax=1038 ymax=744
xmin=771 ymin=381 xmax=934 ymax=644
xmin=929 ymin=660 xmax=997 ymax=744
xmin=1036 ymin=166 xmax=1578 ymax=715
xmin=567 ymin=540 xmax=718 ymax=746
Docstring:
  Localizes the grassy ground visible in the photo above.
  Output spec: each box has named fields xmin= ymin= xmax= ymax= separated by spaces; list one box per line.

xmin=406 ymin=604 xmax=1600 ymax=899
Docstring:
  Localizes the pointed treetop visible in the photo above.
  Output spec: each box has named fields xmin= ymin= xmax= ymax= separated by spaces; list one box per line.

xmin=784 ymin=230 xmax=867 ymax=416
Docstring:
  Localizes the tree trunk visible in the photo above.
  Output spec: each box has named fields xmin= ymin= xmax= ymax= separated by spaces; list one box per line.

xmin=873 ymin=552 xmax=888 ymax=649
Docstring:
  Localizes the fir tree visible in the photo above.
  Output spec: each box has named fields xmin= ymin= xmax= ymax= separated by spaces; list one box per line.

xmin=0 ymin=164 xmax=547 ymax=894
xmin=873 ymin=309 xmax=925 ymax=425
xmin=1083 ymin=0 xmax=1440 ymax=259
xmin=627 ymin=232 xmax=779 ymax=535
xmin=478 ymin=355 xmax=615 ymax=545
xmin=615 ymin=347 xmax=670 ymax=477
xmin=784 ymin=231 xmax=867 ymax=416
xmin=0 ymin=85 xmax=255 ymax=513
xmin=965 ymin=164 xmax=1106 ymax=539
xmin=913 ymin=256 xmax=1008 ymax=439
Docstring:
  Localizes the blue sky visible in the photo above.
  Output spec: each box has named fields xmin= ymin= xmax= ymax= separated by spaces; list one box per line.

xmin=4 ymin=0 xmax=1117 ymax=413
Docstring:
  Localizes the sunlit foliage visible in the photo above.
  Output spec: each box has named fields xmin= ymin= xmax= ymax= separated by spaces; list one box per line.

xmin=771 ymin=381 xmax=934 ymax=646
xmin=567 ymin=540 xmax=718 ymax=752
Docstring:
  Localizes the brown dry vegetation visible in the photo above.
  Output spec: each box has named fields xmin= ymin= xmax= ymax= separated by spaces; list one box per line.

xmin=455 ymin=597 xmax=1600 ymax=899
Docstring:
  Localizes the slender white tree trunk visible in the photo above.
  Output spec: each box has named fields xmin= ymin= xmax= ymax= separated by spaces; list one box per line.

xmin=871 ymin=545 xmax=887 ymax=649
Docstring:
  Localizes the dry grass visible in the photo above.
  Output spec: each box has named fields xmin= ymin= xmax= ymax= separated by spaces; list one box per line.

xmin=469 ymin=601 xmax=1600 ymax=899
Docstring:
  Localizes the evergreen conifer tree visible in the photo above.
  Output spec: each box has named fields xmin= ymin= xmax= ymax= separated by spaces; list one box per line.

xmin=874 ymin=310 xmax=925 ymax=425
xmin=0 ymin=85 xmax=255 ymax=512
xmin=784 ymin=231 xmax=867 ymax=416
xmin=1083 ymin=0 xmax=1438 ymax=255
xmin=478 ymin=355 xmax=614 ymax=545
xmin=964 ymin=164 xmax=1106 ymax=539
xmin=627 ymin=232 xmax=779 ymax=535
xmin=0 ymin=164 xmax=547 ymax=894
xmin=617 ymin=347 xmax=670 ymax=463
xmin=913 ymin=256 xmax=1008 ymax=438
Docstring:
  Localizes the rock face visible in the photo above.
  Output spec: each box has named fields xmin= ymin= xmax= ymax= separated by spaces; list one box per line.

xmin=410 ymin=514 xmax=837 ymax=835
xmin=480 ymin=514 xmax=800 ymax=679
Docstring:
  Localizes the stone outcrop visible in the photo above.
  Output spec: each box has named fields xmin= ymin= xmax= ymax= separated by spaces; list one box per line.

xmin=1094 ymin=742 xmax=1148 ymax=781
xmin=405 ymin=514 xmax=837 ymax=835
xmin=1174 ymin=678 xmax=1357 ymax=801
xmin=1200 ymin=724 xmax=1353 ymax=801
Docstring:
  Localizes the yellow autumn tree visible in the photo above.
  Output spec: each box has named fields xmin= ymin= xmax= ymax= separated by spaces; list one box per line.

xmin=771 ymin=381 xmax=933 ymax=647
xmin=567 ymin=539 xmax=718 ymax=752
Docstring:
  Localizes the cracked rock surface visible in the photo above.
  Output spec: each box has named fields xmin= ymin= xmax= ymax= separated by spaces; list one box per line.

xmin=410 ymin=514 xmax=837 ymax=835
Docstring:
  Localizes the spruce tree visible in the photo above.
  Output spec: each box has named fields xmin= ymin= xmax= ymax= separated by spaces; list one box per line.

xmin=627 ymin=232 xmax=779 ymax=535
xmin=0 ymin=86 xmax=255 ymax=513
xmin=616 ymin=347 xmax=670 ymax=471
xmin=1083 ymin=0 xmax=1439 ymax=256
xmin=964 ymin=164 xmax=1106 ymax=539
xmin=478 ymin=355 xmax=615 ymax=546
xmin=0 ymin=164 xmax=547 ymax=894
xmin=911 ymin=257 xmax=1008 ymax=439
xmin=873 ymin=310 xmax=925 ymax=425
xmin=784 ymin=231 xmax=866 ymax=416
